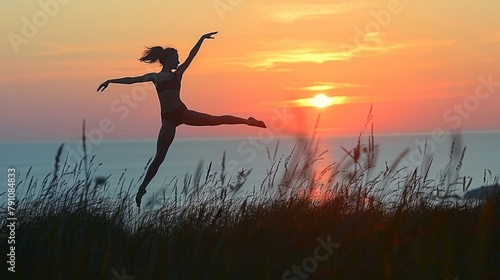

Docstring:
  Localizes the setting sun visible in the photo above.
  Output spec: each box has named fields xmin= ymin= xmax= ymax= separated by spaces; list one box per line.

xmin=312 ymin=94 xmax=332 ymax=108
xmin=293 ymin=94 xmax=348 ymax=108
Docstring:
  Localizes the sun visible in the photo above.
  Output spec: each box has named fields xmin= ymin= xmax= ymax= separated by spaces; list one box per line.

xmin=311 ymin=94 xmax=331 ymax=108
xmin=292 ymin=94 xmax=348 ymax=108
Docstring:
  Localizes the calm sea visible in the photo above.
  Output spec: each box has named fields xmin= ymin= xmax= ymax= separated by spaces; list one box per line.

xmin=1 ymin=132 xmax=499 ymax=198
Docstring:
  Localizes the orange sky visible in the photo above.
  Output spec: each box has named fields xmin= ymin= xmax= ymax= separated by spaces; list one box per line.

xmin=1 ymin=0 xmax=499 ymax=141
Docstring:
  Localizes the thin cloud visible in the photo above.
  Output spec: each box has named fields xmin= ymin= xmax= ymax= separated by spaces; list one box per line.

xmin=210 ymin=34 xmax=456 ymax=71
xmin=339 ymin=32 xmax=409 ymax=57
xmin=285 ymin=82 xmax=367 ymax=91
xmin=255 ymin=2 xmax=367 ymax=23
xmin=294 ymin=94 xmax=349 ymax=108
xmin=270 ymin=84 xmax=470 ymax=108
xmin=244 ymin=49 xmax=349 ymax=70
xmin=271 ymin=95 xmax=370 ymax=107
xmin=338 ymin=33 xmax=454 ymax=60
xmin=217 ymin=38 xmax=352 ymax=70
xmin=217 ymin=35 xmax=428 ymax=70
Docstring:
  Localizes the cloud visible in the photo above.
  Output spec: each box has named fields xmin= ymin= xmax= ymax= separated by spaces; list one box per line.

xmin=338 ymin=33 xmax=455 ymax=60
xmin=216 ymin=38 xmax=351 ymax=70
xmin=218 ymin=35 xmax=443 ymax=70
xmin=272 ymin=89 xmax=468 ymax=109
xmin=242 ymin=49 xmax=349 ymax=70
xmin=285 ymin=82 xmax=367 ymax=91
xmin=271 ymin=95 xmax=370 ymax=108
xmin=255 ymin=2 xmax=367 ymax=23
xmin=294 ymin=94 xmax=349 ymax=108
xmin=209 ymin=33 xmax=456 ymax=72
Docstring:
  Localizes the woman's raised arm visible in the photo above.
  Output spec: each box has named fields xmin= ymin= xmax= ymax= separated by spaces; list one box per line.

xmin=176 ymin=31 xmax=218 ymax=77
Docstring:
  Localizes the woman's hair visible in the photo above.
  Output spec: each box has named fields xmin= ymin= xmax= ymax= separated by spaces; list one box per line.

xmin=139 ymin=46 xmax=177 ymax=65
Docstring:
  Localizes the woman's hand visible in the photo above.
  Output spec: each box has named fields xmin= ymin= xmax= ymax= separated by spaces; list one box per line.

xmin=201 ymin=31 xmax=218 ymax=40
xmin=97 ymin=80 xmax=110 ymax=92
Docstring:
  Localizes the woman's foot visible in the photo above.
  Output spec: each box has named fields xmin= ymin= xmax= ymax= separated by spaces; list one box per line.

xmin=248 ymin=117 xmax=266 ymax=128
xmin=135 ymin=187 xmax=147 ymax=209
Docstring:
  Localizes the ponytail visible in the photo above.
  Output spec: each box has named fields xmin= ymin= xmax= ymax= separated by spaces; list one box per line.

xmin=139 ymin=46 xmax=177 ymax=65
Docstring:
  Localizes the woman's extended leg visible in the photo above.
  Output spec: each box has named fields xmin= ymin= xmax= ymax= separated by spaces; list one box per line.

xmin=136 ymin=120 xmax=176 ymax=208
xmin=181 ymin=110 xmax=266 ymax=128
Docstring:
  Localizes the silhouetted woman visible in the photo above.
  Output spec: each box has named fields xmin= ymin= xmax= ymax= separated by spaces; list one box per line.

xmin=97 ymin=31 xmax=266 ymax=209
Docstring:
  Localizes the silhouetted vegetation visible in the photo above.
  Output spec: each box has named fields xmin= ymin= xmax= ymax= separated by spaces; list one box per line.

xmin=1 ymin=121 xmax=499 ymax=279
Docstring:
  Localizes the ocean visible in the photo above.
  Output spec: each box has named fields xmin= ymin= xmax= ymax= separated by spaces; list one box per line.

xmin=1 ymin=131 xmax=499 ymax=199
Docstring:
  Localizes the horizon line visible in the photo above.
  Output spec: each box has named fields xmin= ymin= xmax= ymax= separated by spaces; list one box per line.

xmin=1 ymin=129 xmax=500 ymax=144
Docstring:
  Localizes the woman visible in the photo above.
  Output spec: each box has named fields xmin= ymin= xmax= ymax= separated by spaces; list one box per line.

xmin=97 ymin=31 xmax=266 ymax=209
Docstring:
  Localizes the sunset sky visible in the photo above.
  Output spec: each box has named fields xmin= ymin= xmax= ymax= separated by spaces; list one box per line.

xmin=1 ymin=0 xmax=499 ymax=141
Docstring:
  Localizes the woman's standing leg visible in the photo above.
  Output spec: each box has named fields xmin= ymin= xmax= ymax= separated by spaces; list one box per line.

xmin=136 ymin=120 xmax=176 ymax=208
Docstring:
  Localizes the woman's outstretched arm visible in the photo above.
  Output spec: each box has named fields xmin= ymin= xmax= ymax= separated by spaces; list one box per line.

xmin=97 ymin=73 xmax=156 ymax=92
xmin=176 ymin=31 xmax=218 ymax=77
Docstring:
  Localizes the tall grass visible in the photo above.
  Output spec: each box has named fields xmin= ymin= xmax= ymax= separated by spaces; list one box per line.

xmin=1 ymin=120 xmax=499 ymax=279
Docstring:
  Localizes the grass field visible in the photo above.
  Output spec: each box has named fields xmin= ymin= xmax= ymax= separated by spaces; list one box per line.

xmin=1 ymin=123 xmax=499 ymax=279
